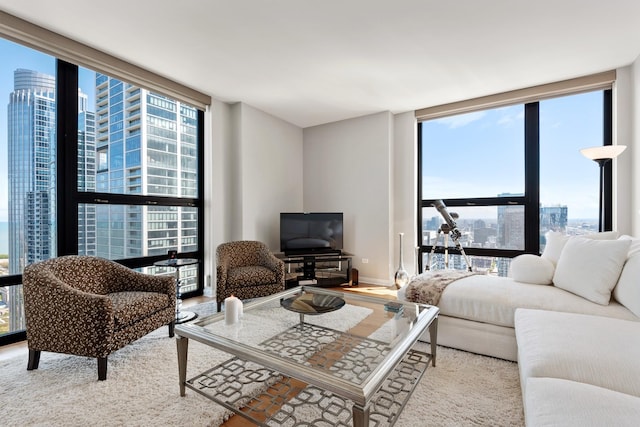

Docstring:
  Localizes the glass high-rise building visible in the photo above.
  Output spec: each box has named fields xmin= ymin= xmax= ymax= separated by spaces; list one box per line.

xmin=78 ymin=91 xmax=97 ymax=255
xmin=8 ymin=69 xmax=56 ymax=275
xmin=91 ymin=74 xmax=199 ymax=292
xmin=7 ymin=69 xmax=56 ymax=332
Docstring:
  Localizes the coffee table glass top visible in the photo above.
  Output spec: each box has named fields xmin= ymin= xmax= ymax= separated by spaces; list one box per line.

xmin=176 ymin=286 xmax=438 ymax=404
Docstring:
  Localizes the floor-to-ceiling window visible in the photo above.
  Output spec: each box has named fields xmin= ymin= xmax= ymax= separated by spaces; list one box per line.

xmin=75 ymin=69 xmax=203 ymax=293
xmin=0 ymin=35 xmax=206 ymax=346
xmin=0 ymin=39 xmax=57 ymax=342
xmin=418 ymin=87 xmax=613 ymax=276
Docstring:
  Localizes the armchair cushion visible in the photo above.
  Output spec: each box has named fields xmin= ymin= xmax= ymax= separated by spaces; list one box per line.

xmin=227 ymin=266 xmax=278 ymax=287
xmin=108 ymin=291 xmax=173 ymax=329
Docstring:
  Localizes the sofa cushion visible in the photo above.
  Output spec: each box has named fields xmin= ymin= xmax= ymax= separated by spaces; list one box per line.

xmin=541 ymin=230 xmax=619 ymax=266
xmin=540 ymin=231 xmax=569 ymax=266
xmin=509 ymin=254 xmax=554 ymax=285
xmin=618 ymin=234 xmax=640 ymax=257
xmin=553 ymin=237 xmax=629 ymax=305
xmin=515 ymin=309 xmax=640 ymax=398
xmin=524 ymin=377 xmax=640 ymax=427
xmin=614 ymin=252 xmax=640 ymax=318
xmin=109 ymin=291 xmax=171 ymax=329
xmin=228 ymin=266 xmax=277 ymax=287
xmin=401 ymin=274 xmax=638 ymax=329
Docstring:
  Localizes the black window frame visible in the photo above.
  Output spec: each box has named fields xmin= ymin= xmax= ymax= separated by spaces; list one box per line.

xmin=417 ymin=90 xmax=613 ymax=270
xmin=0 ymin=59 xmax=205 ymax=346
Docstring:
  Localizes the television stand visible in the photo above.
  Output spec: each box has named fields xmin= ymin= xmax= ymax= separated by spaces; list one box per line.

xmin=275 ymin=252 xmax=353 ymax=288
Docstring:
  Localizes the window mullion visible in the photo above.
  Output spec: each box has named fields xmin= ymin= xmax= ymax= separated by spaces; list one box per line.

xmin=56 ymin=59 xmax=80 ymax=256
xmin=603 ymin=89 xmax=613 ymax=231
xmin=524 ymin=102 xmax=540 ymax=254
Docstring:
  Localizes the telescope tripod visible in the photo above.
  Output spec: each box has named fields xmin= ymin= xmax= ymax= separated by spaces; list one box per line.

xmin=426 ymin=224 xmax=472 ymax=272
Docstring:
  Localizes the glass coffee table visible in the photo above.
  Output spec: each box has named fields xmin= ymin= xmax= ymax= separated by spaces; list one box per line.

xmin=175 ymin=286 xmax=439 ymax=427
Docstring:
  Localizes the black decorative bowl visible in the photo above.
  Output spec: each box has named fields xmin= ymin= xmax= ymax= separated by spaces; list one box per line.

xmin=281 ymin=293 xmax=345 ymax=315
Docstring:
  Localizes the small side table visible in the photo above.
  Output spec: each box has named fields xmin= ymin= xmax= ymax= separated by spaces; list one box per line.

xmin=154 ymin=258 xmax=199 ymax=324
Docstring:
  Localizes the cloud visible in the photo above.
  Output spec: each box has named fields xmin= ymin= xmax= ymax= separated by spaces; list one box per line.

xmin=433 ymin=111 xmax=486 ymax=129
xmin=496 ymin=109 xmax=524 ymax=127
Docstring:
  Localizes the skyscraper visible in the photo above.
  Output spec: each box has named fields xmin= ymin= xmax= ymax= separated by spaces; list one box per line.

xmin=78 ymin=91 xmax=97 ymax=255
xmin=92 ymin=75 xmax=198 ymax=292
xmin=7 ymin=69 xmax=56 ymax=331
xmin=8 ymin=69 xmax=56 ymax=276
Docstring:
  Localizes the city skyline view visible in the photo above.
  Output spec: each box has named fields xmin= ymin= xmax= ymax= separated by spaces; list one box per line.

xmin=1 ymin=38 xmax=201 ymax=335
xmin=421 ymin=90 xmax=603 ymax=221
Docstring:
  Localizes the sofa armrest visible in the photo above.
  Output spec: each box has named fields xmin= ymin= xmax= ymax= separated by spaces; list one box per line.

xmin=23 ymin=268 xmax=116 ymax=357
xmin=216 ymin=264 xmax=228 ymax=291
xmin=261 ymin=253 xmax=284 ymax=273
xmin=260 ymin=254 xmax=285 ymax=285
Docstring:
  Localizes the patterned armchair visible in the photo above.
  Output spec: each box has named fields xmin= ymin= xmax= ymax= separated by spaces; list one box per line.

xmin=22 ymin=255 xmax=176 ymax=380
xmin=216 ymin=241 xmax=285 ymax=311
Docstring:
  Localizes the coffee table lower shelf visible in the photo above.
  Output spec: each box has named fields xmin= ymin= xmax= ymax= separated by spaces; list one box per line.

xmin=186 ymin=349 xmax=432 ymax=427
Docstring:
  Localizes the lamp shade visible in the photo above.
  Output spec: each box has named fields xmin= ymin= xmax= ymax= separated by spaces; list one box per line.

xmin=580 ymin=145 xmax=627 ymax=161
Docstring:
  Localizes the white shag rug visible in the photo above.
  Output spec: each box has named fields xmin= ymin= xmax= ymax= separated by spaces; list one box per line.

xmin=2 ymin=322 xmax=524 ymax=426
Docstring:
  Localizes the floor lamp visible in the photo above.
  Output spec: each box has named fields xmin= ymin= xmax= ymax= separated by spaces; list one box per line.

xmin=580 ymin=145 xmax=627 ymax=232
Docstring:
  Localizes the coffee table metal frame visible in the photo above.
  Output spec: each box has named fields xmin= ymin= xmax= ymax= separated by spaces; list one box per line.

xmin=175 ymin=287 xmax=439 ymax=427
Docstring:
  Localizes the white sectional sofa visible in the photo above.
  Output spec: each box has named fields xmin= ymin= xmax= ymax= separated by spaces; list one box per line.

xmin=399 ymin=231 xmax=640 ymax=425
xmin=399 ymin=231 xmax=640 ymax=361
xmin=515 ymin=309 xmax=640 ymax=426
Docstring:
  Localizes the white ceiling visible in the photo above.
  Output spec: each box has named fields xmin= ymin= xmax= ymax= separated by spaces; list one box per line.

xmin=2 ymin=0 xmax=640 ymax=128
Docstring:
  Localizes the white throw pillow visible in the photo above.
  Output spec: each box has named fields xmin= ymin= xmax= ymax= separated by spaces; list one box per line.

xmin=553 ymin=237 xmax=630 ymax=305
xmin=541 ymin=231 xmax=569 ymax=266
xmin=613 ymin=252 xmax=640 ymax=317
xmin=542 ymin=230 xmax=620 ymax=266
xmin=509 ymin=254 xmax=554 ymax=285
xmin=618 ymin=235 xmax=640 ymax=257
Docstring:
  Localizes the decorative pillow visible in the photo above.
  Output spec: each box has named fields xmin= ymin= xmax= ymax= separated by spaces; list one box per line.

xmin=613 ymin=252 xmax=640 ymax=317
xmin=509 ymin=254 xmax=554 ymax=285
xmin=541 ymin=231 xmax=569 ymax=266
xmin=618 ymin=235 xmax=640 ymax=257
xmin=553 ymin=237 xmax=630 ymax=305
xmin=542 ymin=230 xmax=620 ymax=266
xmin=586 ymin=230 xmax=620 ymax=240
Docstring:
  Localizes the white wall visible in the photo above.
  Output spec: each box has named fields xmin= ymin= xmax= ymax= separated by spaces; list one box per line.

xmin=232 ymin=103 xmax=304 ymax=249
xmin=393 ymin=112 xmax=418 ymax=276
xmin=303 ymin=112 xmax=394 ymax=284
xmin=206 ymin=99 xmax=232 ymax=294
xmin=623 ymin=58 xmax=640 ymax=236
xmin=614 ymin=65 xmax=634 ymax=235
xmin=207 ymin=101 xmax=303 ymax=294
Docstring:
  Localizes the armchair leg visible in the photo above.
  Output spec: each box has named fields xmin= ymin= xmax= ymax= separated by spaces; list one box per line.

xmin=169 ymin=321 xmax=175 ymax=337
xmin=217 ymin=301 xmax=222 ymax=312
xmin=98 ymin=357 xmax=108 ymax=381
xmin=27 ymin=349 xmax=41 ymax=371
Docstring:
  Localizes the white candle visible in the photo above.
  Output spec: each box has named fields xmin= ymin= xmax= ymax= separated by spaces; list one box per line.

xmin=224 ymin=295 xmax=241 ymax=325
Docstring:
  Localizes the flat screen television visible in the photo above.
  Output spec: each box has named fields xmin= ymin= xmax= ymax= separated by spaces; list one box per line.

xmin=280 ymin=212 xmax=344 ymax=255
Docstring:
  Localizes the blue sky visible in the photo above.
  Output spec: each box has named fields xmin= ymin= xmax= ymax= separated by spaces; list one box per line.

xmin=0 ymin=38 xmax=95 ymax=221
xmin=422 ymin=91 xmax=603 ymax=220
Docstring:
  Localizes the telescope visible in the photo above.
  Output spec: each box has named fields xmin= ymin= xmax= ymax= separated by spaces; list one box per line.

xmin=426 ymin=200 xmax=472 ymax=272
xmin=432 ymin=199 xmax=461 ymax=241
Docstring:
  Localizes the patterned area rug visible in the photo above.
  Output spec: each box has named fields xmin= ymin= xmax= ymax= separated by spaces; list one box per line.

xmin=1 ymin=309 xmax=524 ymax=426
